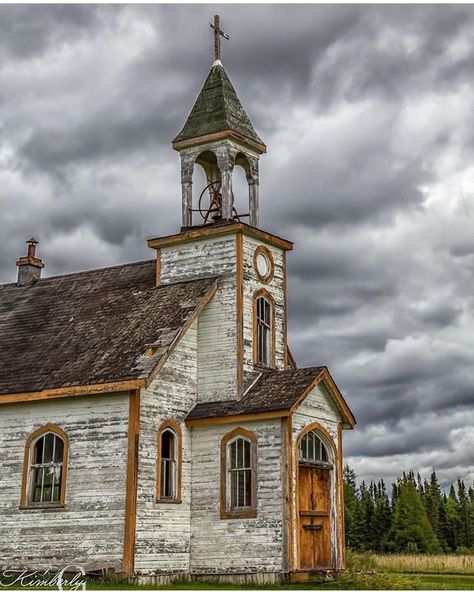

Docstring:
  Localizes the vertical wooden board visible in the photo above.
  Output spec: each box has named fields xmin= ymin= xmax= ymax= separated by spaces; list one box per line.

xmin=313 ymin=468 xmax=330 ymax=514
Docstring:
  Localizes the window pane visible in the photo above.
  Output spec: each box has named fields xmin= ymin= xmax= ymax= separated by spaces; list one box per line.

xmin=43 ymin=433 xmax=54 ymax=462
xmin=244 ymin=440 xmax=250 ymax=468
xmin=34 ymin=437 xmax=44 ymax=464
xmin=54 ymin=438 xmax=64 ymax=463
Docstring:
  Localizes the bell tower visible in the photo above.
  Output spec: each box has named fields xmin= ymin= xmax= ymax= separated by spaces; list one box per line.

xmin=172 ymin=15 xmax=266 ymax=229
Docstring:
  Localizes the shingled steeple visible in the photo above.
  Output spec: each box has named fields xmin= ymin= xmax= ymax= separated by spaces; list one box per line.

xmin=173 ymin=16 xmax=265 ymax=229
xmin=172 ymin=62 xmax=265 ymax=151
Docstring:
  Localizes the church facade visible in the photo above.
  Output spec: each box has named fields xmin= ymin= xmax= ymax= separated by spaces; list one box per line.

xmin=0 ymin=22 xmax=355 ymax=584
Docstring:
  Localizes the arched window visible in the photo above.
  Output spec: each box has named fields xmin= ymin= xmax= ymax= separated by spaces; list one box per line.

xmin=21 ymin=424 xmax=68 ymax=508
xmin=253 ymin=289 xmax=275 ymax=368
xmin=221 ymin=428 xmax=257 ymax=519
xmin=299 ymin=430 xmax=330 ymax=466
xmin=156 ymin=421 xmax=182 ymax=502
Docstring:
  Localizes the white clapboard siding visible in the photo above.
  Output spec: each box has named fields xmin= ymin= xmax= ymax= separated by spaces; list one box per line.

xmin=134 ymin=321 xmax=198 ymax=575
xmin=242 ymin=236 xmax=286 ymax=372
xmin=189 ymin=419 xmax=286 ymax=576
xmin=160 ymin=235 xmax=238 ymax=403
xmin=0 ymin=393 xmax=129 ymax=572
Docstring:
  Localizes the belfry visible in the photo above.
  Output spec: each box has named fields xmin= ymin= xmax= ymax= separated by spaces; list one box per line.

xmin=0 ymin=15 xmax=355 ymax=584
xmin=172 ymin=15 xmax=265 ymax=228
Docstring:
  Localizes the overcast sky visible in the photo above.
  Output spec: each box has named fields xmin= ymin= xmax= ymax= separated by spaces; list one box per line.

xmin=1 ymin=4 xmax=473 ymax=489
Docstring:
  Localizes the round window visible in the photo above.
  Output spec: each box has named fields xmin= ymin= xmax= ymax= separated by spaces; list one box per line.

xmin=253 ymin=246 xmax=274 ymax=283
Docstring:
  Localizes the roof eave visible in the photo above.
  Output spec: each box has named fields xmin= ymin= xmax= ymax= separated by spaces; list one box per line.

xmin=172 ymin=129 xmax=266 ymax=154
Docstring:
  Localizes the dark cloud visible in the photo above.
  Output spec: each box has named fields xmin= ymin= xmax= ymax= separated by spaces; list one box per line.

xmin=1 ymin=5 xmax=473 ymax=487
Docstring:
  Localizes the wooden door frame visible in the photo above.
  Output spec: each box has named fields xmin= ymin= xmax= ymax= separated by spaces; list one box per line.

xmin=294 ymin=422 xmax=339 ymax=571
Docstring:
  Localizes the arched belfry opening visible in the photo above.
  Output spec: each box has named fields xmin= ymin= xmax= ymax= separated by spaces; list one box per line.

xmin=181 ymin=147 xmax=261 ymax=228
xmin=172 ymin=21 xmax=266 ymax=230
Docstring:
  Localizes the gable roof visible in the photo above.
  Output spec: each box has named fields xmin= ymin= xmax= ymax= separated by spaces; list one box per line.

xmin=186 ymin=366 xmax=356 ymax=428
xmin=173 ymin=63 xmax=265 ymax=149
xmin=0 ymin=260 xmax=217 ymax=397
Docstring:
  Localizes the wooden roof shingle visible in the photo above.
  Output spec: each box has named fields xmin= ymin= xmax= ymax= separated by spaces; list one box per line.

xmin=0 ymin=260 xmax=217 ymax=395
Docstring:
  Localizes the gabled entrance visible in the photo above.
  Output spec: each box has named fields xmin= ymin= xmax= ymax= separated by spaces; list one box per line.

xmin=297 ymin=427 xmax=334 ymax=570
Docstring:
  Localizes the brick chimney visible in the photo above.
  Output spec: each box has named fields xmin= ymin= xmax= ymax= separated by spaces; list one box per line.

xmin=16 ymin=238 xmax=44 ymax=286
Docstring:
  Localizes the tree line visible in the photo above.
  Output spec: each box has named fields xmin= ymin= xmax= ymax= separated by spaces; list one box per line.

xmin=344 ymin=466 xmax=474 ymax=554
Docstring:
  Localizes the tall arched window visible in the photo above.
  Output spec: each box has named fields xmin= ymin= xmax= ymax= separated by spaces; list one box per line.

xmin=20 ymin=424 xmax=68 ymax=508
xmin=156 ymin=421 xmax=182 ymax=503
xmin=220 ymin=428 xmax=257 ymax=519
xmin=253 ymin=289 xmax=275 ymax=368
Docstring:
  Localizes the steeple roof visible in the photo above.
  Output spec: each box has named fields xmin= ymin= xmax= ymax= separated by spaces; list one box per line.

xmin=173 ymin=62 xmax=265 ymax=151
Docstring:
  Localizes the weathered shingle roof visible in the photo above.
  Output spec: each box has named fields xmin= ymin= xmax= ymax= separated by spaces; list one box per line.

xmin=0 ymin=260 xmax=217 ymax=395
xmin=173 ymin=63 xmax=265 ymax=148
xmin=186 ymin=367 xmax=326 ymax=420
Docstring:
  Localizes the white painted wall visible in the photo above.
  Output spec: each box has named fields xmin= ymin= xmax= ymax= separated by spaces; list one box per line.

xmin=0 ymin=393 xmax=129 ymax=571
xmin=160 ymin=235 xmax=238 ymax=403
xmin=242 ymin=236 xmax=286 ymax=373
xmin=134 ymin=321 xmax=198 ymax=575
xmin=189 ymin=419 xmax=286 ymax=576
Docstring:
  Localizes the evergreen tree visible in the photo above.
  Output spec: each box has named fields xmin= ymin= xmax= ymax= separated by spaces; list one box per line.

xmin=343 ymin=465 xmax=359 ymax=549
xmin=425 ymin=471 xmax=448 ymax=551
xmin=385 ymin=474 xmax=441 ymax=554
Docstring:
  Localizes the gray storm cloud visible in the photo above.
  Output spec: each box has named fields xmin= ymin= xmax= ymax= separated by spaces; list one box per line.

xmin=0 ymin=4 xmax=473 ymax=487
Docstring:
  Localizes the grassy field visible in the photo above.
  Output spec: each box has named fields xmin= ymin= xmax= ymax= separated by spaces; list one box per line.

xmin=373 ymin=553 xmax=474 ymax=575
xmin=4 ymin=553 xmax=474 ymax=590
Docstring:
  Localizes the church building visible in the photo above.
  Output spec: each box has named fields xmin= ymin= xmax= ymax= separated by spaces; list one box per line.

xmin=0 ymin=17 xmax=355 ymax=584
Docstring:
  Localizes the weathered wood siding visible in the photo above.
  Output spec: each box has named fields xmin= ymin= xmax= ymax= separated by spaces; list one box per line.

xmin=160 ymin=235 xmax=237 ymax=403
xmin=189 ymin=419 xmax=286 ymax=576
xmin=290 ymin=383 xmax=342 ymax=570
xmin=134 ymin=321 xmax=197 ymax=575
xmin=0 ymin=393 xmax=129 ymax=571
xmin=242 ymin=236 xmax=286 ymax=373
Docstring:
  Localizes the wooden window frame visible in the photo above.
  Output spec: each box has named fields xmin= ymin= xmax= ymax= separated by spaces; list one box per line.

xmin=253 ymin=288 xmax=276 ymax=369
xmin=253 ymin=245 xmax=275 ymax=284
xmin=20 ymin=423 xmax=69 ymax=510
xmin=156 ymin=420 xmax=182 ymax=504
xmin=220 ymin=427 xmax=257 ymax=519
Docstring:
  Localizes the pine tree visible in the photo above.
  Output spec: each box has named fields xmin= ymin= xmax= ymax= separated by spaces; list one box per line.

xmin=385 ymin=474 xmax=441 ymax=554
xmin=343 ymin=465 xmax=359 ymax=549
xmin=425 ymin=471 xmax=448 ymax=551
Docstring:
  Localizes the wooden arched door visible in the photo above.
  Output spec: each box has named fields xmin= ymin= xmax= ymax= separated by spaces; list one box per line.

xmin=297 ymin=429 xmax=333 ymax=570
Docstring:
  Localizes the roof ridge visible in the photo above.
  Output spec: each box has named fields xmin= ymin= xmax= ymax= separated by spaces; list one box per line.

xmin=0 ymin=258 xmax=155 ymax=287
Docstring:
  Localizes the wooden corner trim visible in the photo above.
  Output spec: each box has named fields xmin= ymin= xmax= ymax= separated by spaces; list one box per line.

xmin=252 ymin=287 xmax=276 ymax=369
xmin=20 ymin=423 xmax=69 ymax=509
xmin=220 ymin=427 xmax=258 ymax=520
xmin=0 ymin=380 xmax=146 ymax=406
xmin=122 ymin=389 xmax=141 ymax=576
xmin=155 ymin=248 xmax=161 ymax=287
xmin=185 ymin=409 xmax=288 ymax=427
xmin=156 ymin=420 xmax=183 ymax=503
xmin=253 ymin=245 xmax=275 ymax=284
xmin=236 ymin=232 xmax=244 ymax=396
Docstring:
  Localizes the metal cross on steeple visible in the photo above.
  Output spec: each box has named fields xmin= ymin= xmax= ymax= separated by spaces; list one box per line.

xmin=209 ymin=15 xmax=229 ymax=63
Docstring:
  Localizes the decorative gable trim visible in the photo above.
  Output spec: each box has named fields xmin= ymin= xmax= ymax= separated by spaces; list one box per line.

xmin=290 ymin=368 xmax=356 ymax=429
